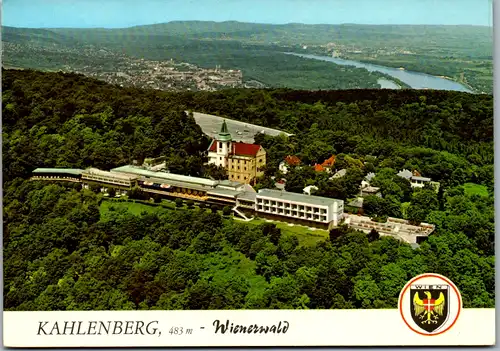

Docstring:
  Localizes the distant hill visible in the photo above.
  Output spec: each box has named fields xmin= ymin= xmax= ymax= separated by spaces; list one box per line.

xmin=2 ymin=21 xmax=493 ymax=93
xmin=4 ymin=21 xmax=492 ymax=52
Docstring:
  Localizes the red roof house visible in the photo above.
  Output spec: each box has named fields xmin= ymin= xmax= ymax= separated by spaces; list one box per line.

xmin=284 ymin=155 xmax=301 ymax=166
xmin=322 ymin=155 xmax=336 ymax=168
xmin=232 ymin=142 xmax=262 ymax=157
xmin=208 ymin=140 xmax=262 ymax=157
xmin=314 ymin=164 xmax=325 ymax=172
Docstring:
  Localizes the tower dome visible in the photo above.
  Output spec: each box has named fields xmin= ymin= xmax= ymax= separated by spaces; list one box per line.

xmin=216 ymin=120 xmax=232 ymax=142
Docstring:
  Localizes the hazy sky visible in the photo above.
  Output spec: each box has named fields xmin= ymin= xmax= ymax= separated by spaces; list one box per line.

xmin=2 ymin=0 xmax=493 ymax=28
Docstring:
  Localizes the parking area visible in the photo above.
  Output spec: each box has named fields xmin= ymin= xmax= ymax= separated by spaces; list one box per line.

xmin=190 ymin=111 xmax=293 ymax=143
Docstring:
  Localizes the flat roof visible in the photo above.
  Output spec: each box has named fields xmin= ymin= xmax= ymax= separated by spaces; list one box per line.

xmin=347 ymin=198 xmax=364 ymax=208
xmin=256 ymin=189 xmax=343 ymax=207
xmin=363 ymin=186 xmax=380 ymax=192
xmin=217 ymin=179 xmax=244 ymax=189
xmin=140 ymin=176 xmax=211 ymax=192
xmin=190 ymin=111 xmax=293 ymax=144
xmin=207 ymin=188 xmax=242 ymax=198
xmin=397 ymin=170 xmax=412 ymax=179
xmin=412 ymin=176 xmax=431 ymax=181
xmin=33 ymin=168 xmax=84 ymax=176
xmin=111 ymin=165 xmax=218 ymax=187
xmin=237 ymin=191 xmax=257 ymax=202
xmin=83 ymin=168 xmax=138 ymax=180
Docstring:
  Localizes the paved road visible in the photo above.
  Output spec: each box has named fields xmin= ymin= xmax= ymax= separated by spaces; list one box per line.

xmin=188 ymin=111 xmax=293 ymax=143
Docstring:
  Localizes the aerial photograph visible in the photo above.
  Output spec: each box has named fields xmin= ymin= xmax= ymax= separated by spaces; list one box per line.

xmin=2 ymin=0 xmax=494 ymax=312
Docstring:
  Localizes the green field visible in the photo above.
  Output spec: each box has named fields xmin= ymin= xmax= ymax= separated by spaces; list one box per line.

xmin=100 ymin=199 xmax=171 ymax=218
xmin=463 ymin=183 xmax=489 ymax=197
xmin=243 ymin=217 xmax=329 ymax=246
xmin=100 ymin=199 xmax=328 ymax=246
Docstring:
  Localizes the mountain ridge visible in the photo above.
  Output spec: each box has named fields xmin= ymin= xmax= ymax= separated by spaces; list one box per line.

xmin=2 ymin=20 xmax=493 ymax=30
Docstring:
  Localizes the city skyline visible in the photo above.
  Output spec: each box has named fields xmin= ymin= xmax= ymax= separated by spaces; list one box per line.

xmin=2 ymin=0 xmax=493 ymax=28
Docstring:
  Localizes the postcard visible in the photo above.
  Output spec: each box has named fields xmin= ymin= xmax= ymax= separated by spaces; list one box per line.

xmin=1 ymin=0 xmax=495 ymax=347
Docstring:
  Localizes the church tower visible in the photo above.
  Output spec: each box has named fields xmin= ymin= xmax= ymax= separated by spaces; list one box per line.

xmin=207 ymin=119 xmax=266 ymax=184
xmin=215 ymin=120 xmax=232 ymax=167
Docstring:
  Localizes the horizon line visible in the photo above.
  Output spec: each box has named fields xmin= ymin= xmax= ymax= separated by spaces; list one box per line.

xmin=2 ymin=20 xmax=493 ymax=30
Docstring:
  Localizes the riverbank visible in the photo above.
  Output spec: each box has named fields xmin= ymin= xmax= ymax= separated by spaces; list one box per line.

xmin=286 ymin=52 xmax=473 ymax=93
xmin=340 ymin=56 xmax=477 ymax=93
xmin=377 ymin=78 xmax=402 ymax=90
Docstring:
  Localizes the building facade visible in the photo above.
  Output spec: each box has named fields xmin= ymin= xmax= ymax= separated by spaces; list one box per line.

xmin=81 ymin=168 xmax=138 ymax=188
xmin=31 ymin=166 xmax=436 ymax=242
xmin=255 ymin=189 xmax=344 ymax=228
xmin=207 ymin=120 xmax=266 ymax=184
xmin=397 ymin=169 xmax=433 ymax=188
xmin=279 ymin=155 xmax=301 ymax=174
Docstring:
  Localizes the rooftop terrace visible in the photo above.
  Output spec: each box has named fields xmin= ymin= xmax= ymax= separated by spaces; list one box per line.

xmin=257 ymin=189 xmax=343 ymax=207
xmin=111 ymin=165 xmax=218 ymax=187
xmin=83 ymin=168 xmax=138 ymax=180
xmin=33 ymin=168 xmax=84 ymax=176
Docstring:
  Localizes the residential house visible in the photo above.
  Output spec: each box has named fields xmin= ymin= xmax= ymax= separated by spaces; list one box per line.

xmin=330 ymin=169 xmax=347 ymax=179
xmin=279 ymin=155 xmax=301 ymax=174
xmin=321 ymin=155 xmax=336 ymax=173
xmin=361 ymin=172 xmax=376 ymax=188
xmin=303 ymin=185 xmax=319 ymax=195
xmin=314 ymin=164 xmax=326 ymax=172
xmin=360 ymin=186 xmax=382 ymax=198
xmin=397 ymin=169 xmax=432 ymax=188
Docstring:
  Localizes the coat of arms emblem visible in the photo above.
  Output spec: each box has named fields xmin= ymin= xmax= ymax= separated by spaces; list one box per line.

xmin=399 ymin=273 xmax=461 ymax=336
xmin=410 ymin=285 xmax=449 ymax=333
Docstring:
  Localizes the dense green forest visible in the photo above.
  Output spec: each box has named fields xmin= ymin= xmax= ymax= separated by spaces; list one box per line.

xmin=3 ymin=69 xmax=494 ymax=310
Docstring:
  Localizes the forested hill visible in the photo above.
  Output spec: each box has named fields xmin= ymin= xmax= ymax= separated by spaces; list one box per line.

xmin=184 ymin=88 xmax=493 ymax=153
xmin=3 ymin=68 xmax=493 ymax=183
xmin=5 ymin=22 xmax=491 ymax=48
xmin=3 ymin=69 xmax=495 ymax=311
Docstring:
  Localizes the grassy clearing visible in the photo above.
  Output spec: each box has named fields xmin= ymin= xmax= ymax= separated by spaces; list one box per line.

xmin=463 ymin=183 xmax=489 ymax=197
xmin=99 ymin=199 xmax=168 ymax=218
xmin=99 ymin=198 xmax=210 ymax=217
xmin=244 ymin=217 xmax=329 ymax=246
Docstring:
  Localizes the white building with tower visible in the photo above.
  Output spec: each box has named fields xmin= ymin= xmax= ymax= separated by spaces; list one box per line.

xmin=207 ymin=120 xmax=266 ymax=184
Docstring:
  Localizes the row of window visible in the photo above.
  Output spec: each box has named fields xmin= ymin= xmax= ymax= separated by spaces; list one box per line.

xmin=411 ymin=180 xmax=427 ymax=184
xmin=83 ymin=175 xmax=131 ymax=186
xmin=256 ymin=205 xmax=327 ymax=222
xmin=33 ymin=175 xmax=79 ymax=179
xmin=256 ymin=198 xmax=327 ymax=214
xmin=230 ymin=174 xmax=248 ymax=181
xmin=231 ymin=165 xmax=248 ymax=171
xmin=208 ymin=195 xmax=234 ymax=202
xmin=231 ymin=159 xmax=248 ymax=165
xmin=238 ymin=201 xmax=254 ymax=207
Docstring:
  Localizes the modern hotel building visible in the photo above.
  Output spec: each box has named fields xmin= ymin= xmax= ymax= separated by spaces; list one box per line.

xmin=255 ymin=189 xmax=343 ymax=227
xmin=30 ymin=165 xmax=434 ymax=243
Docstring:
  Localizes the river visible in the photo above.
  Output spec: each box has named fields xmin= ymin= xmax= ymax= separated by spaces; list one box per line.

xmin=286 ymin=52 xmax=472 ymax=93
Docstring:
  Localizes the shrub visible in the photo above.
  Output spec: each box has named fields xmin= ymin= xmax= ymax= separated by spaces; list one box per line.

xmin=222 ymin=206 xmax=232 ymax=216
